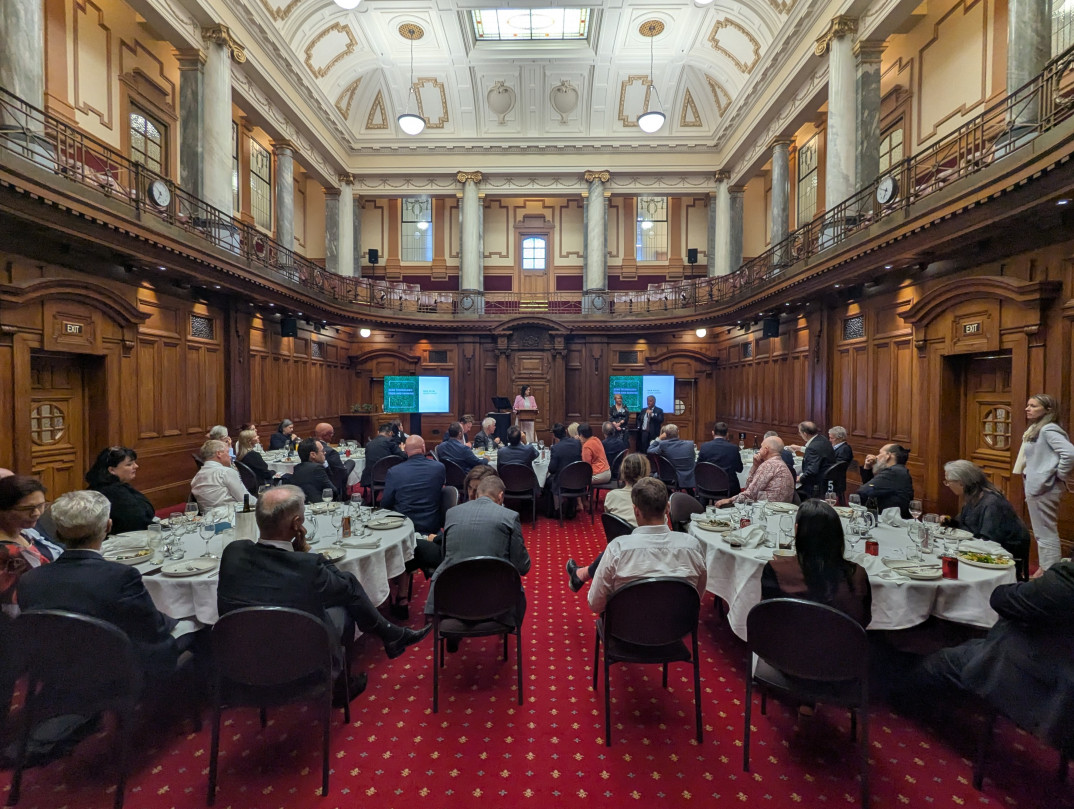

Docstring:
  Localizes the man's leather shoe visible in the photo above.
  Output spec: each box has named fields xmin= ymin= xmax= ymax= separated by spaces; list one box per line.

xmin=383 ymin=623 xmax=432 ymax=660
xmin=332 ymin=672 xmax=368 ymax=708
xmin=566 ymin=558 xmax=583 ymax=592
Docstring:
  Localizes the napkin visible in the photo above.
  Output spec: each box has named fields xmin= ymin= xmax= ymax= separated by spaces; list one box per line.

xmin=848 ymin=551 xmax=888 ymax=575
xmin=728 ymin=526 xmax=767 ymax=548
xmin=879 ymin=508 xmax=910 ymax=527
xmin=102 ymin=534 xmax=147 ymax=553
xmin=959 ymin=539 xmax=1007 ymax=555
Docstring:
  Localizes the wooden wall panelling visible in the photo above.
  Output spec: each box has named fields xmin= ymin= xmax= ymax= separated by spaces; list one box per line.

xmin=225 ymin=303 xmax=252 ymax=431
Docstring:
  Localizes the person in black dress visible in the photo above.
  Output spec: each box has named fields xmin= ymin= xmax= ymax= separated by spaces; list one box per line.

xmin=85 ymin=446 xmax=156 ymax=534
xmin=609 ymin=393 xmax=630 ymax=436
xmin=235 ymin=429 xmax=276 ymax=485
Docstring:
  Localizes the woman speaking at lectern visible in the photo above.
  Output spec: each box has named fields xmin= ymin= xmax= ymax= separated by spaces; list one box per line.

xmin=513 ymin=385 xmax=538 ymax=445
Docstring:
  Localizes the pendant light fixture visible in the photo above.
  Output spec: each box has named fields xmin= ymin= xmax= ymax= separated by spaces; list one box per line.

xmin=333 ymin=0 xmax=362 ymax=9
xmin=637 ymin=20 xmax=666 ymax=134
xmin=398 ymin=24 xmax=426 ymax=136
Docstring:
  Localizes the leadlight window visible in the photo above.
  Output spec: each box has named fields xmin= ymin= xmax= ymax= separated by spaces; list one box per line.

xmin=796 ymin=134 xmax=819 ymax=226
xmin=250 ymin=139 xmax=272 ymax=231
xmin=636 ymin=196 xmax=668 ymax=262
xmin=401 ymin=196 xmax=433 ymax=262
xmin=30 ymin=403 xmax=66 ymax=445
xmin=522 ymin=236 xmax=547 ymax=270
xmin=982 ymin=406 xmax=1012 ymax=449
xmin=129 ymin=107 xmax=164 ymax=175
xmin=878 ymin=125 xmax=904 ymax=175
xmin=472 ymin=9 xmax=590 ymax=41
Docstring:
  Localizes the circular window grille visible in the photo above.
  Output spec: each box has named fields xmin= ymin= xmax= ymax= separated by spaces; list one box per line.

xmin=981 ymin=406 xmax=1011 ymax=449
xmin=30 ymin=403 xmax=66 ymax=445
xmin=673 ymin=398 xmax=686 ymax=416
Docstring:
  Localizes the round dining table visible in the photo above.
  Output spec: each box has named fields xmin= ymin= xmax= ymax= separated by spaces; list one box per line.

xmin=262 ymin=448 xmax=366 ymax=488
xmin=485 ymin=449 xmax=550 ymax=487
xmin=140 ymin=508 xmax=415 ymax=626
xmin=690 ymin=506 xmax=1016 ymax=641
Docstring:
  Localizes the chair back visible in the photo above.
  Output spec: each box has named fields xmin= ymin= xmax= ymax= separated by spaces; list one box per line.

xmin=498 ymin=463 xmax=539 ymax=495
xmin=600 ymin=512 xmax=634 ymax=545
xmin=234 ymin=460 xmax=259 ymax=496
xmin=440 ymin=485 xmax=459 ymax=522
xmin=695 ymin=462 xmax=731 ymax=498
xmin=823 ymin=460 xmax=849 ymax=498
xmin=652 ymin=454 xmax=679 ymax=488
xmin=441 ymin=459 xmax=469 ymax=494
xmin=669 ymin=492 xmax=704 ymax=532
xmin=558 ymin=460 xmax=594 ymax=495
xmin=34 ymin=506 xmax=57 ymax=545
xmin=608 ymin=450 xmax=628 ymax=481
xmin=434 ymin=556 xmax=522 ymax=622
xmin=603 ymin=578 xmax=700 ymax=646
xmin=343 ymin=458 xmax=356 ymax=479
xmin=211 ymin=606 xmax=335 ymax=687
xmin=192 ymin=453 xmax=204 ymax=470
xmin=371 ymin=455 xmax=404 ymax=485
xmin=745 ymin=598 xmax=868 ymax=682
xmin=328 ymin=464 xmax=349 ymax=501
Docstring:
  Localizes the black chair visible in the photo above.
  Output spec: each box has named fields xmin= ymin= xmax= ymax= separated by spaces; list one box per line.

xmin=441 ymin=459 xmax=469 ymax=502
xmin=744 ymin=598 xmax=870 ymax=808
xmin=557 ymin=460 xmax=595 ymax=525
xmin=498 ymin=463 xmax=540 ymax=529
xmin=593 ymin=450 xmax=627 ymax=507
xmin=8 ymin=610 xmax=144 ymax=809
xmin=328 ymin=464 xmax=349 ymax=502
xmin=600 ymin=512 xmax=634 ymax=545
xmin=340 ymin=458 xmax=356 ymax=500
xmin=695 ymin=462 xmax=732 ymax=505
xmin=669 ymin=491 xmax=704 ymax=533
xmin=234 ymin=460 xmax=259 ymax=497
xmin=369 ymin=455 xmax=404 ymax=506
xmin=430 ymin=557 xmax=525 ymax=713
xmin=822 ymin=460 xmax=849 ymax=505
xmin=192 ymin=452 xmax=204 ymax=471
xmin=207 ymin=607 xmax=345 ymax=805
xmin=592 ymin=578 xmax=702 ymax=746
xmin=651 ymin=454 xmax=680 ymax=491
xmin=440 ymin=484 xmax=459 ymax=522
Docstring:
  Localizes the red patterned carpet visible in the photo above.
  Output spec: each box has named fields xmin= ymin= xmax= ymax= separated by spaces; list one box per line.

xmin=3 ymin=512 xmax=1072 ymax=809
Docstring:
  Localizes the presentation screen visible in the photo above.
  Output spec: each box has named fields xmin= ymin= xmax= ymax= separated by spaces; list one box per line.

xmin=608 ymin=375 xmax=675 ymax=413
xmin=382 ymin=376 xmax=451 ymax=413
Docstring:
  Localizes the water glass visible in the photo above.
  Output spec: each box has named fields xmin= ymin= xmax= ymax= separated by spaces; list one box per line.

xmin=198 ymin=516 xmax=216 ymax=558
xmin=147 ymin=524 xmax=164 ymax=564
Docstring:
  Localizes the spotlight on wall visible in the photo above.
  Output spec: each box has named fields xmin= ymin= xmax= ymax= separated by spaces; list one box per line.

xmin=359 ymin=328 xmax=372 ymax=338
xmin=695 ymin=328 xmax=707 ymax=338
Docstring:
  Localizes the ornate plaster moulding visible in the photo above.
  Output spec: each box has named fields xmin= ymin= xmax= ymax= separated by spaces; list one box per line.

xmin=350 ymin=172 xmax=720 ymax=195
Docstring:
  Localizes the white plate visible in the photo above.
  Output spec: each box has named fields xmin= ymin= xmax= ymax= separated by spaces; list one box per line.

xmin=766 ymin=502 xmax=798 ymax=513
xmin=104 ymin=548 xmax=152 ymax=565
xmin=902 ymin=567 xmax=943 ymax=580
xmin=694 ymin=520 xmax=734 ymax=532
xmin=957 ymin=552 xmax=1015 ymax=569
xmin=938 ymin=527 xmax=974 ymax=541
xmin=343 ymin=540 xmax=381 ymax=550
xmin=833 ymin=507 xmax=855 ymax=518
xmin=368 ymin=515 xmax=406 ymax=530
xmin=160 ymin=558 xmax=218 ymax=577
xmin=320 ymin=547 xmax=346 ymax=563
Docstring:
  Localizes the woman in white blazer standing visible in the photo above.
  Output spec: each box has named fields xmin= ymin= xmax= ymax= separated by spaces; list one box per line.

xmin=1016 ymin=394 xmax=1074 ymax=572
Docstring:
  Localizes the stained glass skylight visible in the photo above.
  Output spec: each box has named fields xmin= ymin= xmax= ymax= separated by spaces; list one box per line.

xmin=472 ymin=9 xmax=590 ymax=41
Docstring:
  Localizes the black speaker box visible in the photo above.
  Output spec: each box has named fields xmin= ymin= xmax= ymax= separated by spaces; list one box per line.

xmin=368 ymin=248 xmax=379 ymax=264
xmin=761 ymin=317 xmax=780 ymax=339
xmin=687 ymin=247 xmax=698 ymax=264
xmin=281 ymin=317 xmax=298 ymax=338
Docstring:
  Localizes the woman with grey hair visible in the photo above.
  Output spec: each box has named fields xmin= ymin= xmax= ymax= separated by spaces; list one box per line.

xmin=943 ymin=459 xmax=1031 ymax=575
xmin=269 ymin=419 xmax=298 ymax=451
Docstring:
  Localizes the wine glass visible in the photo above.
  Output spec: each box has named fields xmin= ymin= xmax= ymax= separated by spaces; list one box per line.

xmin=779 ymin=513 xmax=795 ymax=549
xmin=359 ymin=505 xmax=373 ymax=538
xmin=846 ymin=514 xmax=864 ymax=553
xmin=848 ymin=493 xmax=862 ymax=510
xmin=331 ymin=508 xmax=344 ymax=547
xmin=322 ymin=488 xmax=334 ymax=506
xmin=909 ymin=499 xmax=923 ymax=521
xmin=305 ymin=512 xmax=319 ymax=546
xmin=184 ymin=502 xmax=199 ymax=524
xmin=198 ymin=515 xmax=217 ymax=559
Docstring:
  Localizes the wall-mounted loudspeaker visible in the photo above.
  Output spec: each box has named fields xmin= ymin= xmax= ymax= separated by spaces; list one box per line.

xmin=761 ymin=317 xmax=780 ymax=339
xmin=687 ymin=248 xmax=698 ymax=264
xmin=281 ymin=317 xmax=298 ymax=338
xmin=368 ymin=248 xmax=379 ymax=265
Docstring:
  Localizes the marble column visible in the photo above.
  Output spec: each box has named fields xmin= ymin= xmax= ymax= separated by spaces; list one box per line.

xmin=202 ymin=26 xmax=245 ymax=215
xmin=352 ymin=194 xmax=362 ymax=279
xmin=711 ymin=172 xmax=731 ymax=276
xmin=770 ymin=138 xmax=792 ymax=263
xmin=728 ymin=185 xmax=745 ymax=273
xmin=175 ymin=50 xmax=205 ymax=199
xmin=583 ymin=170 xmax=610 ymax=293
xmin=273 ymin=142 xmax=294 ymax=254
xmin=855 ymin=40 xmax=886 ymax=192
xmin=337 ymin=176 xmax=354 ymax=277
xmin=457 ymin=171 xmax=484 ymax=294
xmin=816 ymin=16 xmax=858 ymax=211
xmin=324 ymin=187 xmax=340 ymax=275
xmin=1008 ymin=0 xmax=1052 ymax=129
xmin=0 ymin=0 xmax=44 ymax=131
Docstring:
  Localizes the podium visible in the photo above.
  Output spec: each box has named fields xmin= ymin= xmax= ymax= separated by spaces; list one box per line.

xmin=515 ymin=409 xmax=539 ymax=444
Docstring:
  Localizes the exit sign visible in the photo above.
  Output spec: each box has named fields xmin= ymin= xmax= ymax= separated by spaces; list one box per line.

xmin=63 ymin=322 xmax=83 ymax=335
xmin=963 ymin=322 xmax=981 ymax=335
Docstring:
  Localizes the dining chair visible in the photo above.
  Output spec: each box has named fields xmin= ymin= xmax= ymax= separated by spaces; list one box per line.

xmin=592 ymin=449 xmax=627 ymax=508
xmin=743 ymin=598 xmax=870 ymax=808
xmin=822 ymin=460 xmax=849 ymax=505
xmin=369 ymin=455 xmax=404 ymax=506
xmin=7 ymin=610 xmax=144 ymax=809
xmin=234 ymin=460 xmax=259 ymax=496
xmin=430 ymin=556 xmax=524 ymax=713
xmin=207 ymin=607 xmax=344 ymax=805
xmin=669 ymin=491 xmax=704 ymax=533
xmin=441 ymin=459 xmax=469 ymax=502
xmin=600 ymin=512 xmax=634 ymax=545
xmin=652 ymin=454 xmax=680 ymax=492
xmin=191 ymin=452 xmax=204 ymax=471
xmin=694 ymin=462 xmax=732 ymax=505
xmin=557 ymin=461 xmax=595 ymax=525
xmin=498 ymin=463 xmax=540 ymax=529
xmin=592 ymin=578 xmax=702 ymax=746
xmin=342 ymin=459 xmax=356 ymax=499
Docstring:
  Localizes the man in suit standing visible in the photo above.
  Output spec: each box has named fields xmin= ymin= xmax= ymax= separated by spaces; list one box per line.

xmin=425 ymin=475 xmax=530 ymax=650
xmin=289 ymin=438 xmax=337 ymax=504
xmin=636 ymin=395 xmax=664 ymax=454
xmin=438 ymin=423 xmax=489 ymax=472
xmin=647 ymin=423 xmax=698 ymax=491
xmin=791 ymin=421 xmax=835 ymax=499
xmin=856 ymin=443 xmax=914 ymax=517
xmin=217 ymin=486 xmax=431 ymax=703
xmin=315 ymin=423 xmax=346 ymax=476
xmin=361 ymin=423 xmax=406 ymax=489
xmin=697 ymin=421 xmax=743 ymax=497
xmin=544 ymin=422 xmax=582 ymax=516
xmin=828 ymin=425 xmax=854 ymax=501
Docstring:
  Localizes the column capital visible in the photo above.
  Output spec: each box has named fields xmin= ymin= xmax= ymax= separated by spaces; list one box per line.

xmin=769 ymin=136 xmax=795 ymax=151
xmin=272 ymin=139 xmax=296 ymax=155
xmin=728 ymin=184 xmax=747 ymax=195
xmin=584 ymin=170 xmax=611 ymax=183
xmin=173 ymin=48 xmax=205 ymax=69
xmin=714 ymin=170 xmax=731 ymax=183
xmin=853 ymin=39 xmax=886 ymax=63
xmin=323 ymin=187 xmax=341 ymax=200
xmin=338 ymin=173 xmax=354 ymax=186
xmin=456 ymin=170 xmax=483 ymax=183
xmin=814 ymin=16 xmax=857 ymax=56
xmin=202 ymin=25 xmax=247 ymax=63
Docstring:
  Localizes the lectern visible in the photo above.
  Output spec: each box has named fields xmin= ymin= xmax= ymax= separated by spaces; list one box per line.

xmin=515 ymin=408 xmax=539 ymax=444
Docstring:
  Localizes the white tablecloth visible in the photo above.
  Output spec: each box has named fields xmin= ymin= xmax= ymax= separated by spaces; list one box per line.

xmin=486 ymin=452 xmax=550 ymax=487
xmin=264 ymin=449 xmax=366 ymax=488
xmin=691 ymin=509 xmax=1016 ymax=640
xmin=142 ymin=510 xmax=414 ymax=625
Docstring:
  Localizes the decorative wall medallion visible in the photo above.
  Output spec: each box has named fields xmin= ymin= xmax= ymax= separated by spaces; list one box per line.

xmin=460 ymin=294 xmax=476 ymax=311
xmin=487 ymin=81 xmax=516 ymax=124
xmin=549 ymin=80 xmax=579 ymax=124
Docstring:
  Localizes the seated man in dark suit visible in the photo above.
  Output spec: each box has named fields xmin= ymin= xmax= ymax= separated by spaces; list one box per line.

xmin=544 ymin=422 xmax=582 ymax=515
xmin=601 ymin=421 xmax=628 ymax=465
xmin=790 ymin=420 xmax=835 ymax=499
xmin=315 ymin=422 xmax=346 ymax=476
xmin=647 ymin=423 xmax=697 ymax=491
xmin=893 ymin=560 xmax=1074 ymax=752
xmin=382 ymin=435 xmax=446 ymax=537
xmin=437 ymin=422 xmax=489 ymax=472
xmin=426 ymin=475 xmax=531 ymax=652
xmin=18 ymin=490 xmax=186 ymax=680
xmin=289 ymin=438 xmax=337 ymax=504
xmin=360 ymin=422 xmax=406 ymax=489
xmin=217 ymin=485 xmax=430 ymax=703
xmin=472 ymin=417 xmax=502 ymax=452
xmin=697 ymin=421 xmax=743 ymax=496
xmin=497 ymin=425 xmax=539 ymax=467
xmin=856 ymin=443 xmax=914 ymax=517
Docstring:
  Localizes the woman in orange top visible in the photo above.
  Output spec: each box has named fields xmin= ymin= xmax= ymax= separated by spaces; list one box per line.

xmin=578 ymin=423 xmax=611 ymax=484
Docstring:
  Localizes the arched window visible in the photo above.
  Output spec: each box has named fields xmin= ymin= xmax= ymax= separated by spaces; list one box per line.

xmin=522 ymin=236 xmax=546 ymax=270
